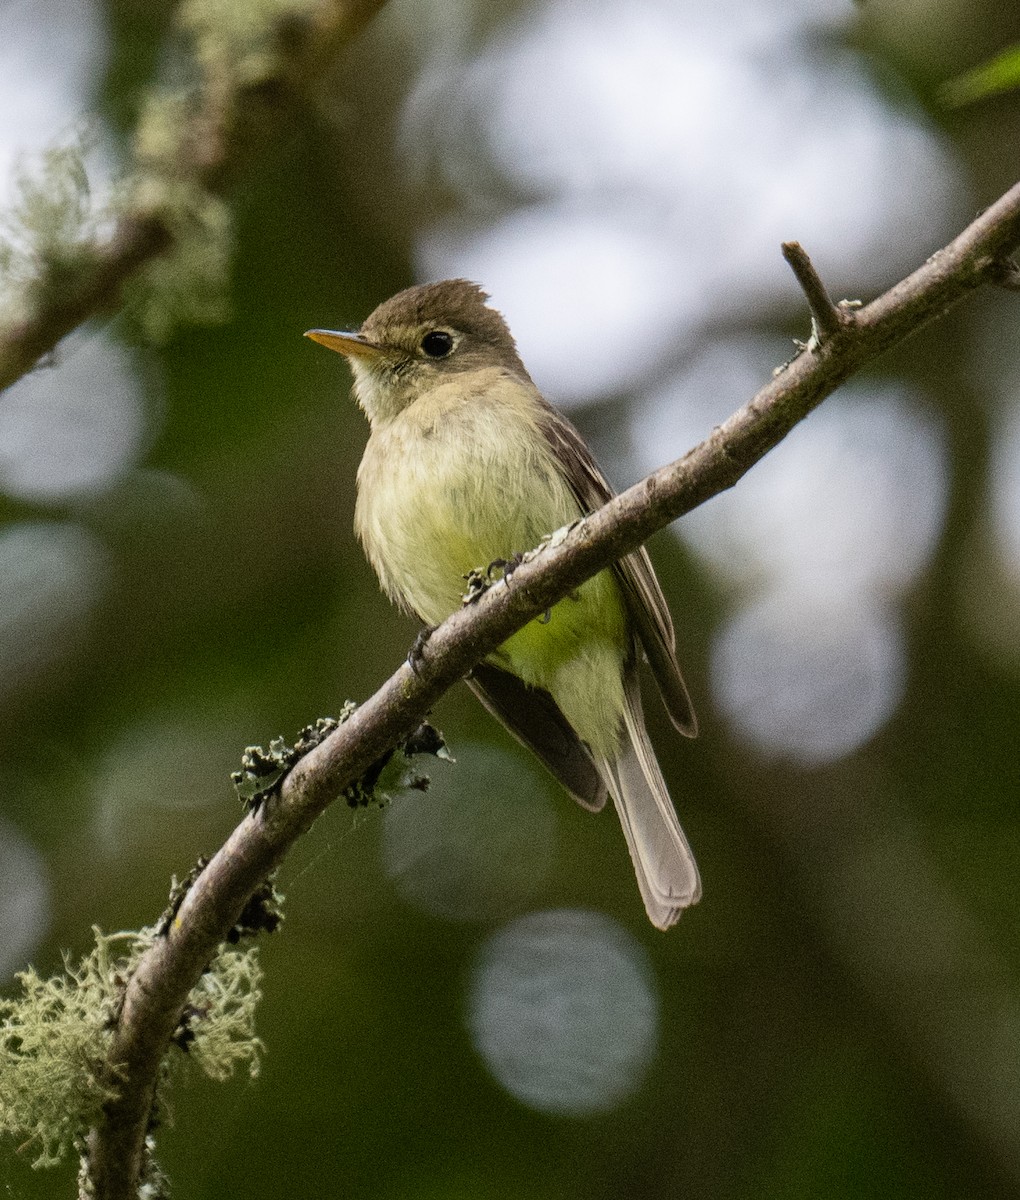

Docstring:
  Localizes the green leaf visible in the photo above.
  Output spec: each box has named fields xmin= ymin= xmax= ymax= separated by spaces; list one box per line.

xmin=942 ymin=43 xmax=1020 ymax=107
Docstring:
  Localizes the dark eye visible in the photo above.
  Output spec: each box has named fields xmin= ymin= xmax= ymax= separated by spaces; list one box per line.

xmin=420 ymin=330 xmax=454 ymax=358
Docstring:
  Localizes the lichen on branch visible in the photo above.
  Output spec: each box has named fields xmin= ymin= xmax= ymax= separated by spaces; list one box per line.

xmin=0 ymin=923 xmax=263 ymax=1172
xmin=0 ymin=0 xmax=388 ymax=393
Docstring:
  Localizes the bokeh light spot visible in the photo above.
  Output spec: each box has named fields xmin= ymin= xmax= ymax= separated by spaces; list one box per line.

xmin=383 ymin=742 xmax=558 ymax=922
xmin=0 ymin=0 xmax=107 ymax=206
xmin=990 ymin=401 xmax=1020 ymax=579
xmin=0 ymin=521 xmax=109 ymax=697
xmin=0 ymin=332 xmax=147 ymax=502
xmin=91 ymin=706 xmax=257 ymax=854
xmin=411 ymin=0 xmax=964 ymax=403
xmin=711 ymin=588 xmax=904 ymax=764
xmin=0 ymin=818 xmax=51 ymax=981
xmin=634 ymin=352 xmax=948 ymax=603
xmin=467 ymin=909 xmax=659 ymax=1115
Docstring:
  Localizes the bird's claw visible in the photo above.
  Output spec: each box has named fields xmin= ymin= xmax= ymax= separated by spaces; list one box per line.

xmin=407 ymin=627 xmax=435 ymax=674
xmin=496 ymin=552 xmax=525 ymax=582
xmin=462 ymin=553 xmax=525 ymax=606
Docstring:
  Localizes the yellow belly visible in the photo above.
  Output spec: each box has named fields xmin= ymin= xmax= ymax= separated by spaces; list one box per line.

xmin=354 ymin=373 xmax=628 ymax=753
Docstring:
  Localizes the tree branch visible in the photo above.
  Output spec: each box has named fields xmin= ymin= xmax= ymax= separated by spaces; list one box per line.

xmin=85 ymin=178 xmax=1020 ymax=1198
xmin=781 ymin=240 xmax=849 ymax=339
xmin=0 ymin=0 xmax=387 ymax=395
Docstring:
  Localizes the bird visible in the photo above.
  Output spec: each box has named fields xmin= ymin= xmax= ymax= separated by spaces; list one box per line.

xmin=305 ymin=279 xmax=700 ymax=928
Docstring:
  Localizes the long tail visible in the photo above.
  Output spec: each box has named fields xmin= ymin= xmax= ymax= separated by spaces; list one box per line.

xmin=599 ymin=671 xmax=701 ymax=930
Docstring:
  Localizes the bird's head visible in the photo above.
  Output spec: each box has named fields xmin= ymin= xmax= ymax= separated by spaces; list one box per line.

xmin=306 ymin=279 xmax=530 ymax=424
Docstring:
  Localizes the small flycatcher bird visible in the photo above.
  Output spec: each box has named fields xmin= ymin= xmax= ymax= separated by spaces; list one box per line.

xmin=306 ymin=280 xmax=700 ymax=928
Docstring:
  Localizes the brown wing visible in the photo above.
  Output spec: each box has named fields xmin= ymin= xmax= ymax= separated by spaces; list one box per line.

xmin=539 ymin=406 xmax=698 ymax=738
xmin=466 ymin=662 xmax=608 ymax=811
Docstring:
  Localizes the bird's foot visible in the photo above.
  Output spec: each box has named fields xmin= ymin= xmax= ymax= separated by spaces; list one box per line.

xmin=407 ymin=626 xmax=436 ymax=675
xmin=462 ymin=553 xmax=525 ymax=606
xmin=489 ymin=552 xmax=525 ymax=583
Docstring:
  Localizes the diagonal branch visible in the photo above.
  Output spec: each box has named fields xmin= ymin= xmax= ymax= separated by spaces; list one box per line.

xmin=0 ymin=0 xmax=387 ymax=395
xmin=86 ymin=178 xmax=1020 ymax=1199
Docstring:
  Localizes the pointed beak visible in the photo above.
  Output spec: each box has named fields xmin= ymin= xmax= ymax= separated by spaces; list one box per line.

xmin=304 ymin=329 xmax=381 ymax=360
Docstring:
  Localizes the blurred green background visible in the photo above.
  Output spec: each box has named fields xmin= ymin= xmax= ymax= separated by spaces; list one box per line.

xmin=3 ymin=0 xmax=1020 ymax=1196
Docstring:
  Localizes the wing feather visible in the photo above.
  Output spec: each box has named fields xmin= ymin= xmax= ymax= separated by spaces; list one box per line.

xmin=466 ymin=662 xmax=608 ymax=811
xmin=538 ymin=408 xmax=697 ymax=737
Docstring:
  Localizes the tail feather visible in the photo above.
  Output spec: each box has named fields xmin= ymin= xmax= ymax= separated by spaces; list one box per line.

xmin=600 ymin=671 xmax=701 ymax=929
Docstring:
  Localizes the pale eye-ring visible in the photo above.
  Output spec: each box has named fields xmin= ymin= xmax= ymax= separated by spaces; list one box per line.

xmin=420 ymin=330 xmax=455 ymax=358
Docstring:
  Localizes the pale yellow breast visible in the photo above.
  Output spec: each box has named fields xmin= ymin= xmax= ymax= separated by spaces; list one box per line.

xmin=354 ymin=369 xmax=579 ymax=627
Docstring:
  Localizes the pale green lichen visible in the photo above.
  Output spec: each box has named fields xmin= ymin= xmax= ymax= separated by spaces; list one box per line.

xmin=0 ymin=931 xmax=125 ymax=1168
xmin=181 ymin=0 xmax=319 ymax=85
xmin=0 ymin=0 xmax=328 ymax=348
xmin=119 ymin=89 xmax=233 ymax=341
xmin=0 ymin=924 xmax=264 ymax=1171
xmin=177 ymin=943 xmax=264 ymax=1083
xmin=0 ymin=132 xmax=102 ymax=328
xmin=119 ymin=0 xmax=319 ymax=340
xmin=232 ymin=711 xmax=453 ymax=813
xmin=0 ymin=112 xmax=230 ymax=346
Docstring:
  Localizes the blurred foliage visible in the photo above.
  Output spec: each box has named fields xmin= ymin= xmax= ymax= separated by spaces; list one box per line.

xmin=0 ymin=135 xmax=99 ymax=326
xmin=125 ymin=89 xmax=234 ymax=340
xmin=943 ymin=43 xmax=1020 ymax=107
xmin=2 ymin=0 xmax=1020 ymax=1197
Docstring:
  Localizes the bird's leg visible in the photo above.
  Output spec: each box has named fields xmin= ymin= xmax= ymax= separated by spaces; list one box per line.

xmin=407 ymin=626 xmax=436 ymax=675
xmin=462 ymin=553 xmax=523 ymax=606
xmin=490 ymin=552 xmax=525 ymax=583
